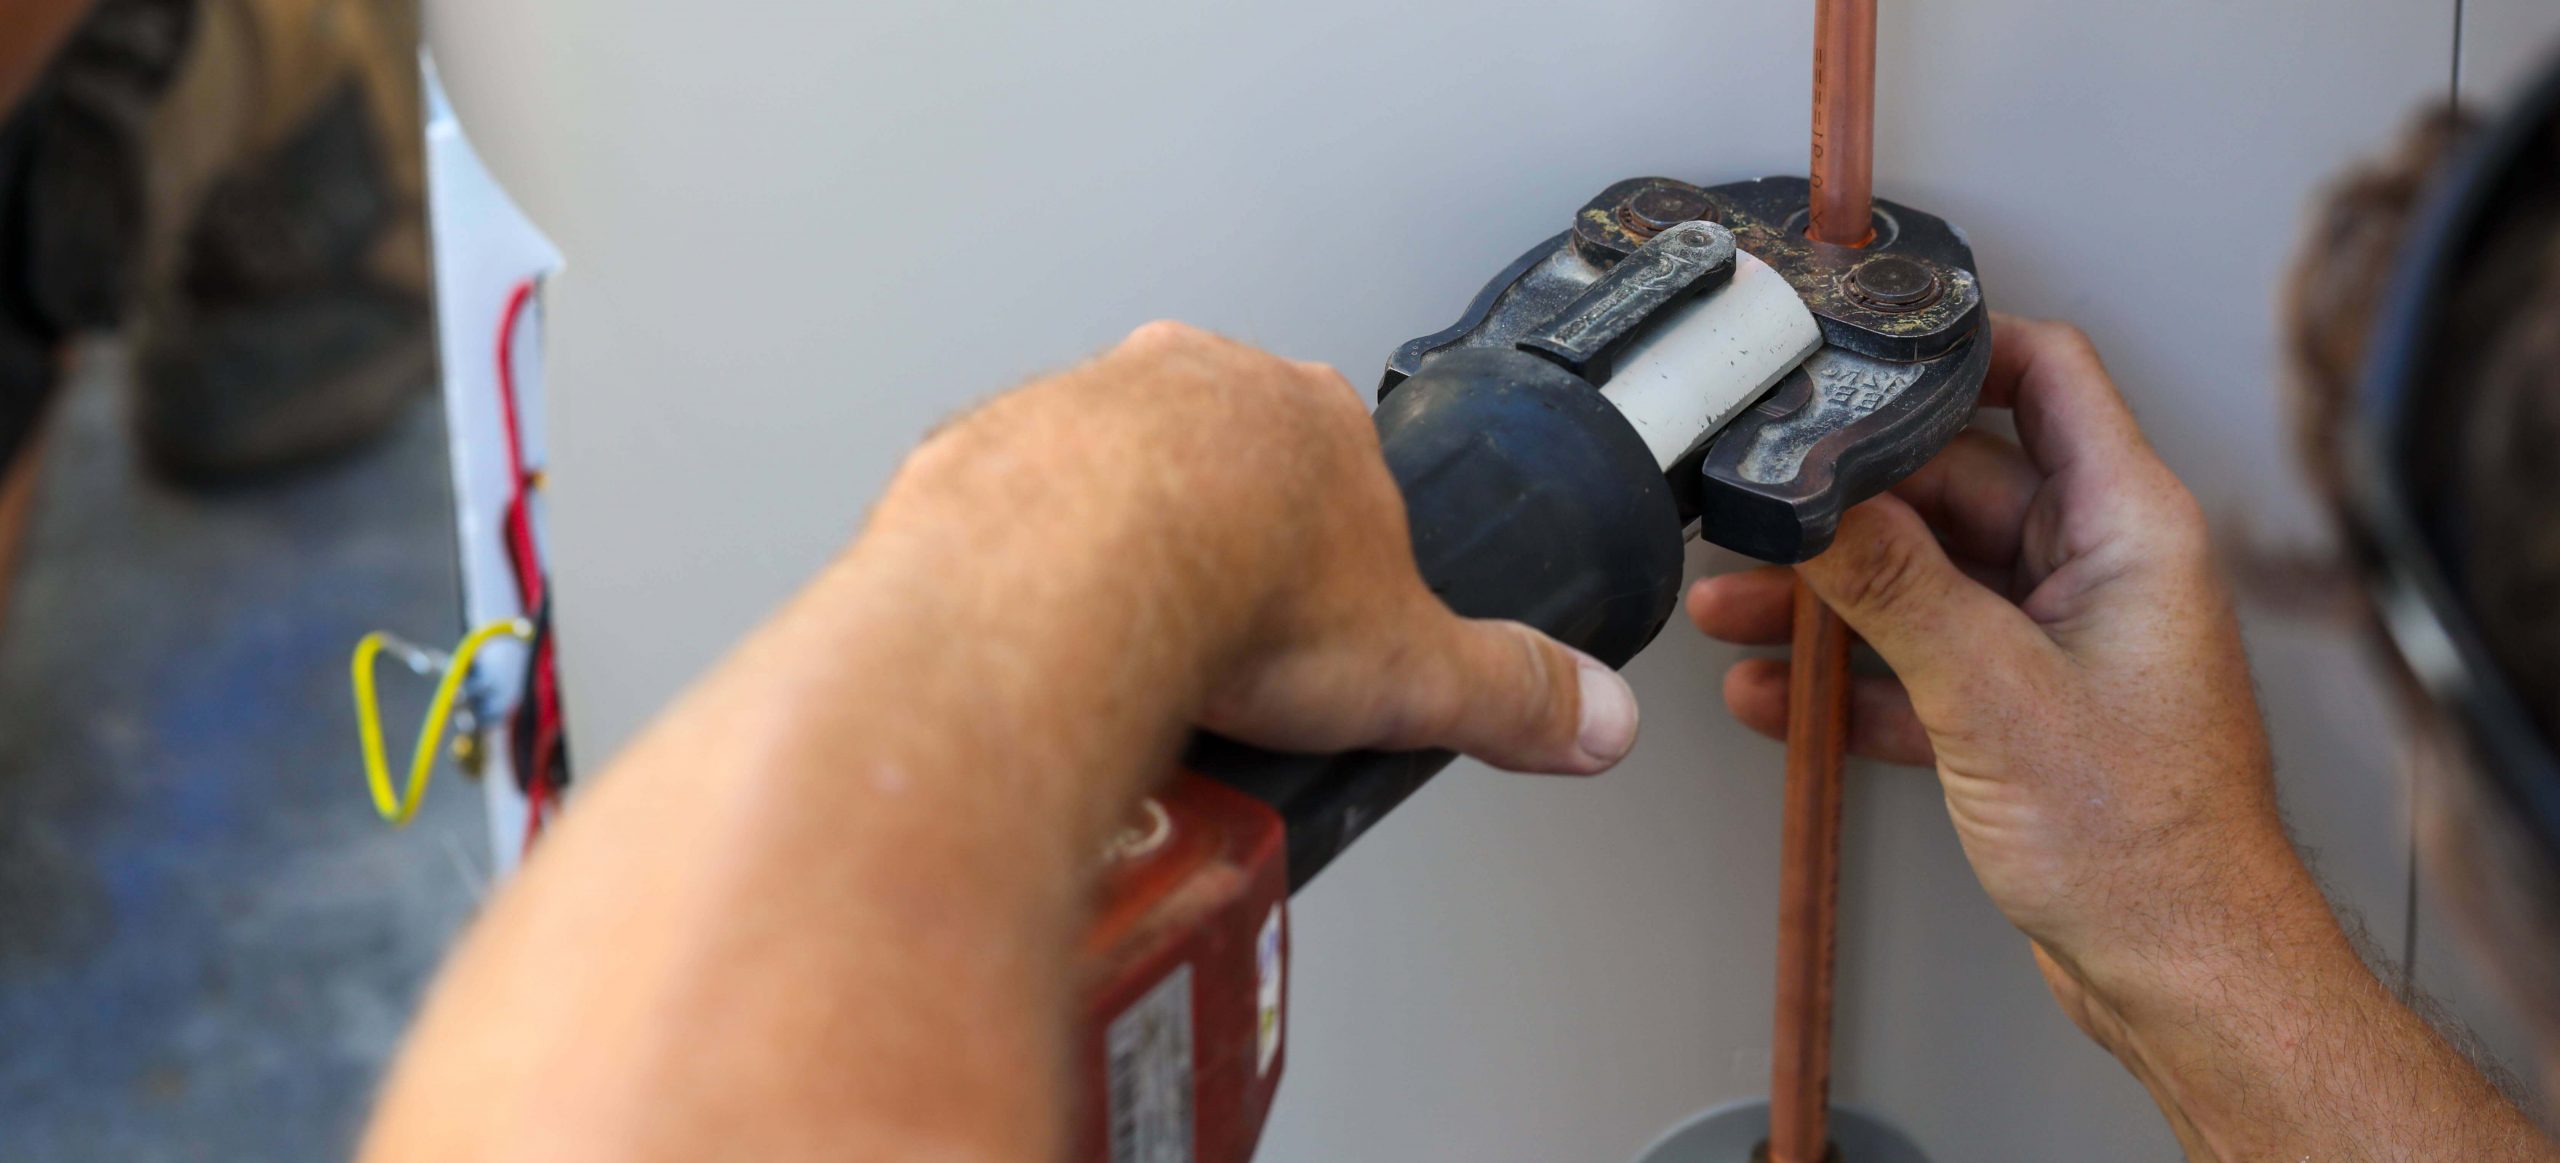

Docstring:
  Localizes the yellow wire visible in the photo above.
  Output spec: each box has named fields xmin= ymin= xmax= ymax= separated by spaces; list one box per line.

xmin=352 ymin=618 xmax=532 ymax=826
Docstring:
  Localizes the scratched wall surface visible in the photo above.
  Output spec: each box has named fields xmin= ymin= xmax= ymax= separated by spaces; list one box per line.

xmin=425 ymin=2 xmax=2540 ymax=1159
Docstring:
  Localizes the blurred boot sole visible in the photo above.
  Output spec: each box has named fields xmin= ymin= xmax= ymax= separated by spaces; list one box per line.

xmin=137 ymin=287 xmax=430 ymax=484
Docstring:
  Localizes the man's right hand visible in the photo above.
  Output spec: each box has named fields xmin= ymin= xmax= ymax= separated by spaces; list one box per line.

xmin=1693 ymin=313 xmax=2559 ymax=1160
xmin=1687 ymin=314 xmax=2314 ymax=1043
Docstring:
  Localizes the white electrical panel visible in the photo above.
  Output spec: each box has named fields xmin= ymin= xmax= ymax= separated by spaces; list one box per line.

xmin=422 ymin=56 xmax=562 ymax=877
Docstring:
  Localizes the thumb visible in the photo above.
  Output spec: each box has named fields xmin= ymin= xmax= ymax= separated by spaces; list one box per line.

xmin=1797 ymin=495 xmax=2054 ymax=716
xmin=1396 ymin=616 xmax=1640 ymax=776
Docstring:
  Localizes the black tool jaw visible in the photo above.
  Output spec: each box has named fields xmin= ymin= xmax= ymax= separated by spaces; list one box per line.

xmin=1379 ymin=175 xmax=1990 ymax=564
xmin=1690 ymin=176 xmax=1990 ymax=562
xmin=1697 ymin=334 xmax=1992 ymax=561
xmin=1194 ymin=174 xmax=1995 ymax=891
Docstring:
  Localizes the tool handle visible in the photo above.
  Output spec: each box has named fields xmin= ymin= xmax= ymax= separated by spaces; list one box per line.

xmin=1191 ymin=347 xmax=1689 ymax=890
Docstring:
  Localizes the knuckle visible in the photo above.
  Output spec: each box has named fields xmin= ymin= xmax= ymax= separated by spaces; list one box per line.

xmin=1302 ymin=363 xmax=1371 ymax=417
xmin=2160 ymin=480 xmax=2211 ymax=539
xmin=1504 ymin=626 xmax=1571 ymax=735
xmin=2013 ymin=315 xmax=2091 ymax=358
xmin=1397 ymin=622 xmax=1567 ymax=757
xmin=1377 ymin=639 xmax=1468 ymax=748
xmin=2038 ymin=320 xmax=2102 ymax=365
xmin=1831 ymin=524 xmax=1935 ymax=619
xmin=1293 ymin=358 xmax=1357 ymax=394
xmin=1479 ymin=626 xmax=1576 ymax=761
xmin=1120 ymin=318 xmax=1210 ymax=354
xmin=1129 ymin=318 xmax=1199 ymax=344
xmin=2125 ymin=470 xmax=2211 ymax=556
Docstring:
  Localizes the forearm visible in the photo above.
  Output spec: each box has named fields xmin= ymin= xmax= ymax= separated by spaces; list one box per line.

xmin=363 ymin=466 xmax=1213 ymax=1162
xmin=359 ymin=322 xmax=1614 ymax=1163
xmin=2087 ymin=852 xmax=2553 ymax=1161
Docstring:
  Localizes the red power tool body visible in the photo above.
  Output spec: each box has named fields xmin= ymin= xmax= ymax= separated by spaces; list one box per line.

xmin=1077 ymin=775 xmax=1288 ymax=1163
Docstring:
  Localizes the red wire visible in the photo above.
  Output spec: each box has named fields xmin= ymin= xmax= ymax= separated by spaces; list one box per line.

xmin=495 ymin=279 xmax=545 ymax=613
xmin=497 ymin=278 xmax=565 ymax=853
xmin=522 ymin=761 xmax=550 ymax=854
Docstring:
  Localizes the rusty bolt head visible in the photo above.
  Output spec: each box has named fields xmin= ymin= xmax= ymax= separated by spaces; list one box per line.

xmin=1619 ymin=184 xmax=1713 ymax=238
xmin=1846 ymin=254 xmax=1943 ymax=311
xmin=1659 ymin=221 xmax=1720 ymax=252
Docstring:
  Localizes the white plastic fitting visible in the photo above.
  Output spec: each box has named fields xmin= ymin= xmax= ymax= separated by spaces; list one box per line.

xmin=1600 ymin=250 xmax=1823 ymax=470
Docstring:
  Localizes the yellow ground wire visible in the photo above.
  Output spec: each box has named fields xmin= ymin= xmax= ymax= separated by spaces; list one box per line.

xmin=352 ymin=618 xmax=532 ymax=826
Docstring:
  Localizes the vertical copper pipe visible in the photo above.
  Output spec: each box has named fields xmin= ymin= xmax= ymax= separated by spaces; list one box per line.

xmin=1767 ymin=579 xmax=1852 ymax=1163
xmin=1808 ymin=0 xmax=1878 ymax=248
xmin=1770 ymin=2 xmax=1878 ymax=1161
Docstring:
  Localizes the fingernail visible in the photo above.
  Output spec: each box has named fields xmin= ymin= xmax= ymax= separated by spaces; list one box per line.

xmin=1573 ymin=652 xmax=1640 ymax=768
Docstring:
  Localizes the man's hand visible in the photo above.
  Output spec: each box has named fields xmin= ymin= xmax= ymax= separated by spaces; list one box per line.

xmin=1690 ymin=313 xmax=2553 ymax=1160
xmin=1690 ymin=313 xmax=2294 ymax=1016
xmin=882 ymin=319 xmax=1639 ymax=796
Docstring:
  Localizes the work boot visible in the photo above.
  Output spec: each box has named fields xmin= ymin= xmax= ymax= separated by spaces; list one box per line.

xmin=0 ymin=0 xmax=199 ymax=455
xmin=0 ymin=110 xmax=71 ymax=490
xmin=131 ymin=0 xmax=430 ymax=482
xmin=20 ymin=0 xmax=196 ymax=336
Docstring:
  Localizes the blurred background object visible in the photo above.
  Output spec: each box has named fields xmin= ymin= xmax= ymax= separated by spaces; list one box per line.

xmin=133 ymin=0 xmax=429 ymax=482
xmin=0 ymin=1 xmax=477 ymax=1158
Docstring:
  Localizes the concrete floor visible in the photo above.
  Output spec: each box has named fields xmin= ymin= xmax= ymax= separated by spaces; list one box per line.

xmin=0 ymin=347 xmax=485 ymax=1160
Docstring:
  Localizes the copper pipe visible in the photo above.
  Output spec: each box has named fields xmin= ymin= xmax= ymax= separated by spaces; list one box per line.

xmin=1769 ymin=2 xmax=1878 ymax=1161
xmin=1808 ymin=0 xmax=1878 ymax=248
xmin=1767 ymin=578 xmax=1852 ymax=1163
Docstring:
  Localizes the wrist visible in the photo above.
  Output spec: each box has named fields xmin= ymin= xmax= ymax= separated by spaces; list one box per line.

xmin=2057 ymin=839 xmax=2366 ymax=1085
xmin=2071 ymin=835 xmax=2346 ymax=1011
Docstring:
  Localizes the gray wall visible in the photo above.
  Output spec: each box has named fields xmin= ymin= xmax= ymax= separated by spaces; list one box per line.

xmin=425 ymin=3 xmax=2560 ymax=1158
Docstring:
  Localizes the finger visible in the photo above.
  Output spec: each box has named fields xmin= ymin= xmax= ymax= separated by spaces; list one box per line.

xmin=1721 ymin=658 xmax=1934 ymax=766
xmin=1691 ymin=555 xmax=2021 ymax=640
xmin=1982 ymin=313 xmax=2152 ymax=479
xmin=1976 ymin=311 xmax=2036 ymax=411
xmin=1687 ymin=567 xmax=1798 ymax=645
xmin=1797 ymin=494 xmax=2055 ymax=717
xmin=1404 ymin=617 xmax=1638 ymax=776
xmin=1889 ymin=429 xmax=2042 ymax=568
xmin=1289 ymin=357 xmax=1369 ymax=406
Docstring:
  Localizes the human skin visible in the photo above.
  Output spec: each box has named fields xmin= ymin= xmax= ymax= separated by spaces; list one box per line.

xmin=1690 ymin=313 xmax=2558 ymax=1160
xmin=357 ymin=321 xmax=1638 ymax=1162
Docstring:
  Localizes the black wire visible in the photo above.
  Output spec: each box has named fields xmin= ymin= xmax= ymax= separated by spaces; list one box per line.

xmin=511 ymin=593 xmax=560 ymax=794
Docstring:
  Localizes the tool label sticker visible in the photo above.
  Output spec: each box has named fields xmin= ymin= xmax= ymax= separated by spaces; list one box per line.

xmin=1106 ymin=962 xmax=1194 ymax=1163
xmin=1255 ymin=905 xmax=1284 ymax=1076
